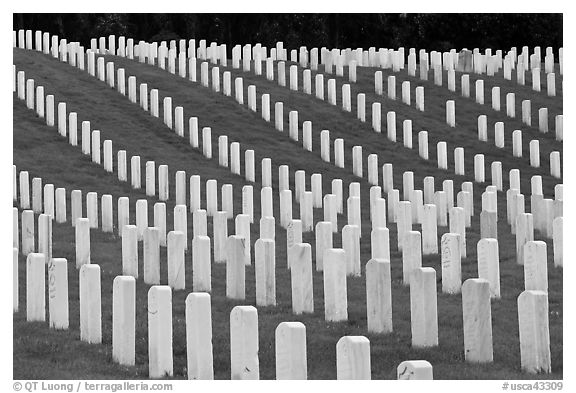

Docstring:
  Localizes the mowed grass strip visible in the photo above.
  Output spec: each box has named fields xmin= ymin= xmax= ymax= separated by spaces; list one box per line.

xmin=13 ymin=49 xmax=562 ymax=379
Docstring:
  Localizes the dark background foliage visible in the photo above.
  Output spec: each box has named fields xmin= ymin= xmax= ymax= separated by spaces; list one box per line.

xmin=13 ymin=13 xmax=563 ymax=54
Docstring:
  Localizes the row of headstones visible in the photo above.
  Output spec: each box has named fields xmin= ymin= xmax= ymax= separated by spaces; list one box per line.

xmin=18 ymin=30 xmax=555 ymax=239
xmin=13 ymin=35 xmax=560 ymax=372
xmin=20 ymin=245 xmax=552 ymax=375
xmin=149 ymin=44 xmax=563 ymax=195
xmin=476 ymin=109 xmax=562 ymax=149
xmin=13 ymin=166 xmax=546 ymax=322
xmin=11 ymin=166 xmax=385 ymax=293
xmin=15 ymin=29 xmax=562 ymax=84
xmin=14 ymin=164 xmax=563 ymax=327
xmin=13 ymin=135 xmax=540 ymax=274
xmin=442 ymin=73 xmax=561 ymax=134
xmin=14 ymin=200 xmax=264 ymax=305
xmin=78 ymin=30 xmax=562 ymax=105
xmin=12 ymin=63 xmax=409 ymax=276
xmin=15 ymin=41 xmax=563 ymax=262
xmin=15 ymin=62 xmax=562 ymax=190
xmin=14 ymin=198 xmax=471 ymax=357
xmin=412 ymin=46 xmax=560 ymax=74
xmin=129 ymin=35 xmax=561 ymax=84
xmin=14 ymin=86 xmax=563 ymax=259
xmin=14 ymin=192 xmax=559 ymax=343
xmin=411 ymin=47 xmax=562 ymax=92
xmin=408 ymin=50 xmax=561 ymax=95
xmin=11 ymin=65 xmax=268 ymax=229
xmin=12 ymin=49 xmax=389 ymax=227
xmin=185 ymin=44 xmax=563 ymax=172
xmin=11 ymin=155 xmax=276 ymax=305
xmin=10 ymin=63 xmax=281 ymax=299
xmin=64 ymin=53 xmax=465 ymax=238
xmin=177 ymin=39 xmax=563 ymax=92
xmin=209 ymin=49 xmax=563 ymax=180
xmin=108 ymin=61 xmax=567 ymax=259
xmin=12 ymin=66 xmax=377 ymax=251
xmin=375 ymin=70 xmax=563 ymax=165
xmin=377 ymin=71 xmax=562 ymax=142
xmin=10 ymin=156 xmax=389 ymax=302
xmin=13 ymin=23 xmax=560 ymax=334
xmin=444 ymin=100 xmax=561 ymax=178
xmin=122 ymin=50 xmax=554 ymax=200
xmin=19 ymin=251 xmax=435 ymax=380
xmin=11 ymin=165 xmax=408 ymax=379
xmin=160 ymin=45 xmax=565 ymax=209
xmin=11 ymin=137 xmax=527 ymax=253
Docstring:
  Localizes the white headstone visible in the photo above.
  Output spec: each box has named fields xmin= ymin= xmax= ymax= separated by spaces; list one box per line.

xmin=553 ymin=217 xmax=563 ymax=267
xmin=441 ymin=233 xmax=462 ymax=294
xmin=462 ymin=278 xmax=493 ymax=362
xmin=226 ymin=236 xmax=246 ymax=300
xmin=75 ymin=218 xmax=91 ymax=268
xmin=518 ymin=290 xmax=551 ymax=373
xmin=166 ymin=231 xmax=186 ymax=290
xmin=112 ymin=276 xmax=135 ymax=366
xmin=336 ymin=336 xmax=371 ymax=380
xmin=342 ymin=225 xmax=361 ymax=277
xmin=26 ymin=253 xmax=45 ymax=321
xmin=148 ymin=285 xmax=173 ymax=378
xmin=397 ymin=360 xmax=433 ymax=380
xmin=79 ymin=264 xmax=102 ymax=343
xmin=255 ymin=239 xmax=276 ymax=306
xmin=275 ymin=322 xmax=307 ymax=379
xmin=523 ymin=241 xmax=548 ymax=292
xmin=477 ymin=238 xmax=501 ymax=298
xmin=402 ymin=231 xmax=422 ymax=285
xmin=230 ymin=305 xmax=259 ymax=380
xmin=185 ymin=293 xmax=214 ymax=380
xmin=422 ymin=204 xmax=438 ymax=254
xmin=410 ymin=267 xmax=438 ymax=347
xmin=121 ymin=225 xmax=138 ymax=278
xmin=46 ymin=257 xmax=68 ymax=329
xmin=366 ymin=259 xmax=393 ymax=334
xmin=143 ymin=227 xmax=160 ymax=284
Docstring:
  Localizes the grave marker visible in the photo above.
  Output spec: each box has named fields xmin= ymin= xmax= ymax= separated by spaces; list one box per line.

xmin=441 ymin=233 xmax=462 ymax=294
xmin=75 ymin=217 xmax=90 ymax=268
xmin=167 ymin=231 xmax=186 ymax=290
xmin=477 ymin=238 xmax=501 ymax=298
xmin=523 ymin=241 xmax=548 ymax=292
xmin=462 ymin=279 xmax=493 ymax=363
xmin=79 ymin=264 xmax=102 ymax=344
xmin=226 ymin=236 xmax=246 ymax=300
xmin=185 ymin=293 xmax=214 ymax=380
xmin=342 ymin=225 xmax=361 ymax=277
xmin=336 ymin=336 xmax=371 ymax=380
xmin=366 ymin=259 xmax=393 ymax=334
xmin=397 ymin=360 xmax=433 ymax=380
xmin=230 ymin=306 xmax=259 ymax=380
xmin=148 ymin=286 xmax=173 ymax=378
xmin=26 ymin=253 xmax=45 ymax=322
xmin=323 ymin=248 xmax=348 ymax=322
xmin=112 ymin=276 xmax=136 ymax=366
xmin=275 ymin=322 xmax=307 ymax=380
xmin=144 ymin=227 xmax=160 ymax=284
xmin=410 ymin=267 xmax=438 ymax=347
xmin=518 ymin=290 xmax=551 ymax=373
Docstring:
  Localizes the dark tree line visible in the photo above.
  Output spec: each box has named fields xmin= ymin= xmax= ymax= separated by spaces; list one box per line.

xmin=13 ymin=14 xmax=563 ymax=54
